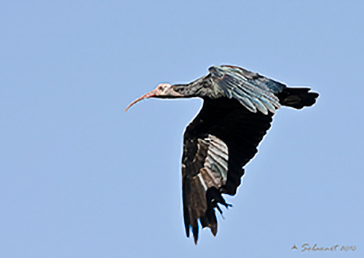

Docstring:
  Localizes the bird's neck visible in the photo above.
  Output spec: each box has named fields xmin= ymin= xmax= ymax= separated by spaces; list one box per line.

xmin=172 ymin=84 xmax=197 ymax=97
xmin=172 ymin=76 xmax=224 ymax=99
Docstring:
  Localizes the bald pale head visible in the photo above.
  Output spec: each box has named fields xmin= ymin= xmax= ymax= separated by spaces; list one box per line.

xmin=125 ymin=83 xmax=184 ymax=112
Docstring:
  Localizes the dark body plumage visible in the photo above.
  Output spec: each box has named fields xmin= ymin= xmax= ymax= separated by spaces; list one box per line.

xmin=182 ymin=98 xmax=273 ymax=242
xmin=126 ymin=65 xmax=319 ymax=244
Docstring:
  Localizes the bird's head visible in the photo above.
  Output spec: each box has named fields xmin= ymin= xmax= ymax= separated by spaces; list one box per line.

xmin=125 ymin=83 xmax=183 ymax=111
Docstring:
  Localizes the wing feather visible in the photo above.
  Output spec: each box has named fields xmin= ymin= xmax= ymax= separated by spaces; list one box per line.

xmin=209 ymin=65 xmax=284 ymax=114
xmin=182 ymin=98 xmax=273 ymax=243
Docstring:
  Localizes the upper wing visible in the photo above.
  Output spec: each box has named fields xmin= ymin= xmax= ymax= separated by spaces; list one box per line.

xmin=182 ymin=98 xmax=273 ymax=243
xmin=208 ymin=65 xmax=286 ymax=115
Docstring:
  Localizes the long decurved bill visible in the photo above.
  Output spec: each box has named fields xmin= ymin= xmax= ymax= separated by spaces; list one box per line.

xmin=125 ymin=89 xmax=157 ymax=112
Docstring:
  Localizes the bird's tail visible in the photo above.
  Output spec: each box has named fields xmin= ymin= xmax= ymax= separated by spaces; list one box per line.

xmin=277 ymin=87 xmax=319 ymax=109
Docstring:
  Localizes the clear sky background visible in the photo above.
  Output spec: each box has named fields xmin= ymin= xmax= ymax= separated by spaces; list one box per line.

xmin=1 ymin=1 xmax=363 ymax=257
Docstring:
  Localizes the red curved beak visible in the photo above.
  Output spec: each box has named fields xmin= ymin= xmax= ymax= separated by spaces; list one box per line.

xmin=125 ymin=83 xmax=183 ymax=112
xmin=125 ymin=89 xmax=157 ymax=112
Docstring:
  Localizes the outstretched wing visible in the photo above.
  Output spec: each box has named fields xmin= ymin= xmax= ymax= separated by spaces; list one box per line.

xmin=182 ymin=98 xmax=273 ymax=243
xmin=208 ymin=65 xmax=286 ymax=115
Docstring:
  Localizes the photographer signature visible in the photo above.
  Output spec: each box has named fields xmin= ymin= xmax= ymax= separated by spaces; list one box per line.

xmin=291 ymin=243 xmax=357 ymax=252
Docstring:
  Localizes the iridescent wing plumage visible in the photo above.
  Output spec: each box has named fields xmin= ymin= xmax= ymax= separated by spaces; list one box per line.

xmin=209 ymin=65 xmax=286 ymax=114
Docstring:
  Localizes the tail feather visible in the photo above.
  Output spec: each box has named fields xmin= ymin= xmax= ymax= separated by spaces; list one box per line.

xmin=278 ymin=87 xmax=319 ymax=109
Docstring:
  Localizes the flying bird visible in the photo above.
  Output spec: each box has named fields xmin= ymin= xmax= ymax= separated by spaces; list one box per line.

xmin=125 ymin=65 xmax=319 ymax=244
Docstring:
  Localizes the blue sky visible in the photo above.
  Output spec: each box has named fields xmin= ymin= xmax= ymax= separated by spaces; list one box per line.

xmin=1 ymin=1 xmax=363 ymax=257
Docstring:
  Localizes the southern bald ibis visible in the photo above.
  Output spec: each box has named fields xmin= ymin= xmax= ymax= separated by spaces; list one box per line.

xmin=125 ymin=65 xmax=319 ymax=244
